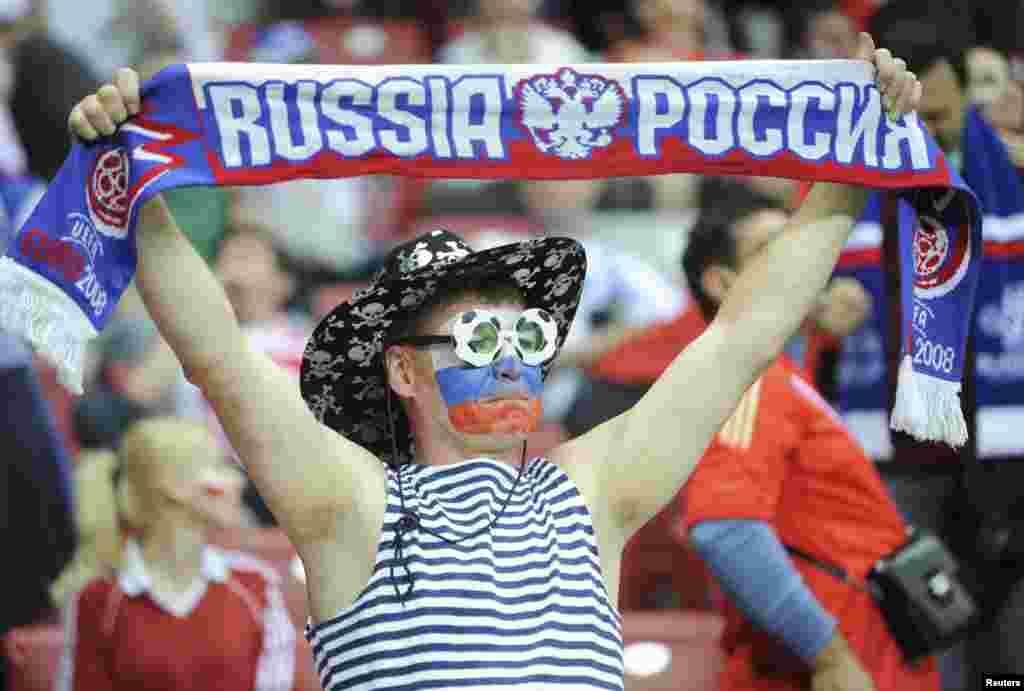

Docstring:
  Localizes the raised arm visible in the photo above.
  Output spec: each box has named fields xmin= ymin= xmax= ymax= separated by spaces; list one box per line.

xmin=67 ymin=71 xmax=385 ymax=546
xmin=563 ymin=34 xmax=921 ymax=536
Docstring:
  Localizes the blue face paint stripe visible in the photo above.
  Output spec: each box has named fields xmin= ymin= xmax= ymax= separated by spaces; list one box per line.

xmin=435 ymin=356 xmax=544 ymax=408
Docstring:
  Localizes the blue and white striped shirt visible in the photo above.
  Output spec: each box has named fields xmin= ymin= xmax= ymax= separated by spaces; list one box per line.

xmin=305 ymin=457 xmax=624 ymax=691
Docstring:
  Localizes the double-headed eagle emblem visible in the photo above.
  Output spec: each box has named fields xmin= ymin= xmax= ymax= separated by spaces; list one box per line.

xmin=516 ymin=67 xmax=625 ymax=160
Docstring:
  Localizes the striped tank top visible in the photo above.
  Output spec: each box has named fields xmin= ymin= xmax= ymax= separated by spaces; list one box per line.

xmin=305 ymin=457 xmax=624 ymax=691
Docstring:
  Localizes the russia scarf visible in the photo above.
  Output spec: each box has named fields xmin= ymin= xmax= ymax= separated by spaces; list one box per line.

xmin=0 ymin=60 xmax=981 ymax=446
xmin=836 ymin=106 xmax=1024 ymax=458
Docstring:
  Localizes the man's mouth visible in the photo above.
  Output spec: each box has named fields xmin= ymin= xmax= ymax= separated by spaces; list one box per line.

xmin=481 ymin=395 xmax=530 ymax=404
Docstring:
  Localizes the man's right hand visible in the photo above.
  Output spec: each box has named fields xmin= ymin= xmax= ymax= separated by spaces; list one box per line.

xmin=67 ymin=68 xmax=141 ymax=141
xmin=811 ymin=632 xmax=877 ymax=691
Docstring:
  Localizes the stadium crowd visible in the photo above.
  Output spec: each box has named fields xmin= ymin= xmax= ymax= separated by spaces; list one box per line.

xmin=1 ymin=0 xmax=1023 ymax=690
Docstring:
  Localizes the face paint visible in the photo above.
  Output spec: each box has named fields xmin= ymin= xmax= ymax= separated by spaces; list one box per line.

xmin=433 ymin=354 xmax=544 ymax=435
xmin=434 ymin=354 xmax=544 ymax=434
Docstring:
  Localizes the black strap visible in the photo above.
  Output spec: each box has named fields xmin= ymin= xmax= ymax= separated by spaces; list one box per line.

xmin=783 ymin=544 xmax=874 ymax=595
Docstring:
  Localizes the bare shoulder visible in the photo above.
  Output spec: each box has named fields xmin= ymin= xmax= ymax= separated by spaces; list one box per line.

xmin=546 ymin=414 xmax=629 ymax=531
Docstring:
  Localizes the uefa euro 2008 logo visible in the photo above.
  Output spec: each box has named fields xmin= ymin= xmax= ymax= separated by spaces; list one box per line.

xmin=912 ymin=214 xmax=970 ymax=299
xmin=86 ymin=148 xmax=132 ymax=238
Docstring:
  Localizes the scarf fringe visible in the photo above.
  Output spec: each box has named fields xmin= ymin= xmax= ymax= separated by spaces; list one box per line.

xmin=890 ymin=354 xmax=968 ymax=448
xmin=0 ymin=257 xmax=96 ymax=394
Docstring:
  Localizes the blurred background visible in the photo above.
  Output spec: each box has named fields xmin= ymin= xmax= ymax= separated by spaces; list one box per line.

xmin=1 ymin=0 xmax=1022 ymax=690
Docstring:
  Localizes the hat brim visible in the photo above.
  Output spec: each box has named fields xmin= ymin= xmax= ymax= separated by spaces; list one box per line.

xmin=300 ymin=236 xmax=586 ymax=465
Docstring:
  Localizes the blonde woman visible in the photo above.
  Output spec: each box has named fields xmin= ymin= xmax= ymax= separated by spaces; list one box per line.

xmin=57 ymin=418 xmax=294 ymax=691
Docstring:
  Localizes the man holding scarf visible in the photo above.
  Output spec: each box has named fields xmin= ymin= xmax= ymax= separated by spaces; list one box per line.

xmin=822 ymin=8 xmax=1024 ymax=684
xmin=58 ymin=34 xmax=921 ymax=691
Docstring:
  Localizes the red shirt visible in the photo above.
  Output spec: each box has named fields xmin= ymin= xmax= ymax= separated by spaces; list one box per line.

xmin=611 ymin=306 xmax=936 ymax=689
xmin=589 ymin=306 xmax=832 ymax=389
xmin=682 ymin=358 xmax=939 ymax=690
xmin=681 ymin=357 xmax=907 ymax=575
xmin=588 ymin=307 xmax=708 ymax=384
xmin=58 ymin=543 xmax=296 ymax=691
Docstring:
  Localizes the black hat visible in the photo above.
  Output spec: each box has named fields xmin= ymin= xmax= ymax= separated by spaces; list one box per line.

xmin=300 ymin=229 xmax=587 ymax=465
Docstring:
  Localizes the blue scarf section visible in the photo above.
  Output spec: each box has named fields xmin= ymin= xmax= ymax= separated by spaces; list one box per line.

xmin=836 ymin=106 xmax=1024 ymax=458
xmin=0 ymin=60 xmax=982 ymax=446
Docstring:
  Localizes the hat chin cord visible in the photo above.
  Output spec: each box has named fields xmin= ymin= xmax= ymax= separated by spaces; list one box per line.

xmin=385 ymin=383 xmax=526 ymax=604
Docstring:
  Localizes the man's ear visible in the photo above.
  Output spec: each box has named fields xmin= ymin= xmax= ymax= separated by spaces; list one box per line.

xmin=700 ymin=264 xmax=736 ymax=305
xmin=385 ymin=346 xmax=419 ymax=398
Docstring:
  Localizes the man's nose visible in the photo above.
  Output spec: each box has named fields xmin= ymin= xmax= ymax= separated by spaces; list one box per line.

xmin=493 ymin=354 xmax=523 ymax=382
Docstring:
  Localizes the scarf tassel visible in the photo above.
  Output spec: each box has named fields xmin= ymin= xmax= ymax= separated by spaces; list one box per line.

xmin=0 ymin=257 xmax=95 ymax=394
xmin=890 ymin=354 xmax=968 ymax=448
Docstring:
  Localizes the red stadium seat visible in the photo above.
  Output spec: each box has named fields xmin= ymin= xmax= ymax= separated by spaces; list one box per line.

xmin=622 ymin=610 xmax=724 ymax=691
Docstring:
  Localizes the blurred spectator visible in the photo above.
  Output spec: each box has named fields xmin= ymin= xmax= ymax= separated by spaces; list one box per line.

xmin=968 ymin=46 xmax=1024 ymax=168
xmin=433 ymin=0 xmax=605 ymax=224
xmin=229 ymin=21 xmax=385 ymax=277
xmin=577 ymin=181 xmax=870 ymax=430
xmin=47 ymin=0 xmax=224 ymax=80
xmin=203 ymin=223 xmax=311 ymax=526
xmin=260 ymin=0 xmax=361 ymax=22
xmin=553 ymin=238 xmax=687 ymax=427
xmin=1 ymin=331 xmax=76 ymax=638
xmin=259 ymin=0 xmax=450 ymax=53
xmin=676 ymin=200 xmax=937 ymax=691
xmin=56 ymin=417 xmax=294 ymax=691
xmin=73 ymin=319 xmax=192 ymax=451
xmin=0 ymin=1 xmax=30 ymax=177
xmin=796 ymin=0 xmax=858 ymax=60
xmin=601 ymin=6 xmax=794 ymax=216
xmin=440 ymin=0 xmax=589 ymax=63
xmin=50 ymin=449 xmax=123 ymax=608
xmin=213 ymin=224 xmax=310 ymax=377
xmin=606 ymin=0 xmax=733 ymax=62
xmin=858 ymin=7 xmax=1024 ymax=685
xmin=6 ymin=1 xmax=100 ymax=180
xmin=966 ymin=46 xmax=1013 ymax=107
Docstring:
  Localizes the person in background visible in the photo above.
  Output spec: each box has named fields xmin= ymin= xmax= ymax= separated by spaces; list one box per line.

xmin=230 ymin=21 xmax=392 ymax=280
xmin=575 ymin=181 xmax=870 ymax=437
xmin=435 ymin=0 xmax=604 ymax=224
xmin=608 ymin=0 xmax=733 ymax=62
xmin=207 ymin=223 xmax=312 ymax=525
xmin=50 ymin=449 xmax=124 ymax=608
xmin=797 ymin=0 xmax=859 ymax=60
xmin=57 ymin=417 xmax=294 ymax=691
xmin=1 ymin=331 xmax=77 ymax=639
xmin=601 ymin=2 xmax=738 ymax=214
xmin=862 ymin=7 xmax=1024 ymax=683
xmin=73 ymin=318 xmax=193 ymax=451
xmin=676 ymin=199 xmax=936 ymax=691
xmin=3 ymin=0 xmax=100 ymax=181
xmin=966 ymin=45 xmax=1024 ymax=168
xmin=550 ymin=239 xmax=688 ymax=429
xmin=214 ymin=224 xmax=310 ymax=372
